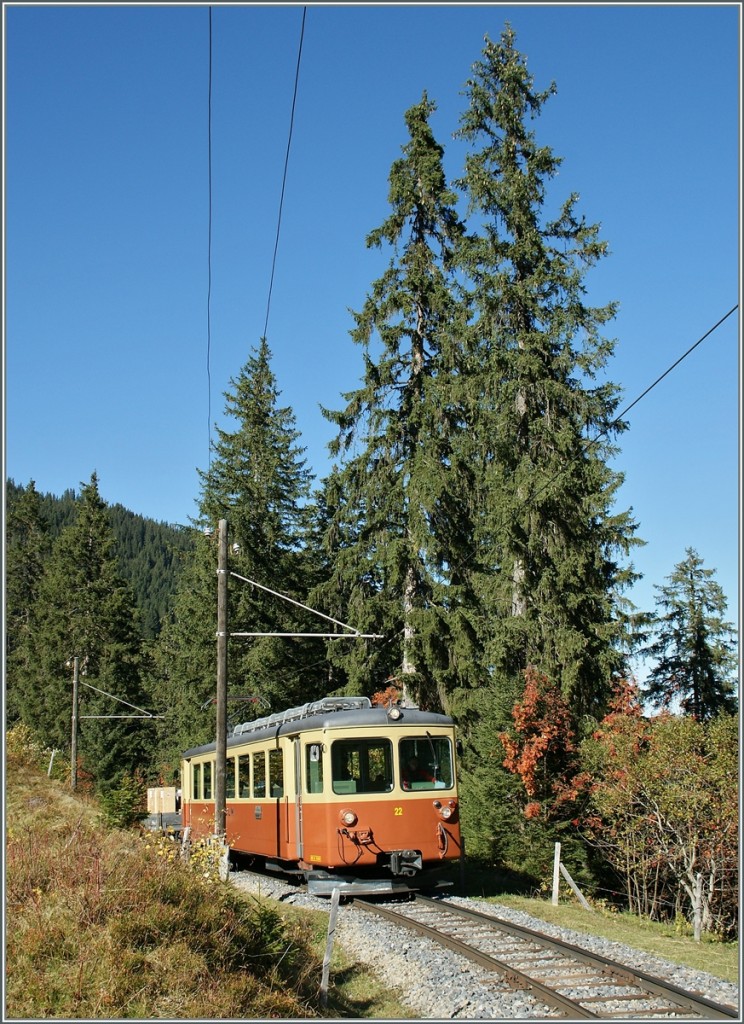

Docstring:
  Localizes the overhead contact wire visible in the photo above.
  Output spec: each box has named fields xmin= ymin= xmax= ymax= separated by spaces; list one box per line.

xmin=591 ymin=304 xmax=738 ymax=452
xmin=207 ymin=6 xmax=213 ymax=468
xmin=262 ymin=6 xmax=306 ymax=341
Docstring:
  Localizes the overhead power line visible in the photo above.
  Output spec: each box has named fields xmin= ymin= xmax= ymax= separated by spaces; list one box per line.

xmin=526 ymin=303 xmax=739 ymax=514
xmin=206 ymin=5 xmax=213 ymax=467
xmin=459 ymin=303 xmax=738 ymax=576
xmin=205 ymin=7 xmax=305 ymax=466
xmin=262 ymin=6 xmax=307 ymax=341
xmin=227 ymin=568 xmax=383 ymax=639
xmin=596 ymin=303 xmax=738 ymax=447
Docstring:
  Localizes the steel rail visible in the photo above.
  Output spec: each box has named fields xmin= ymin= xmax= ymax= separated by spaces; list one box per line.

xmin=356 ymin=895 xmax=738 ymax=1020
xmin=414 ymin=895 xmax=738 ymax=1019
xmin=355 ymin=898 xmax=599 ymax=1019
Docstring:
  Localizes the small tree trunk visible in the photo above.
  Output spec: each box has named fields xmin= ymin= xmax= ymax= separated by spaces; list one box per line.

xmin=512 ymin=557 xmax=527 ymax=617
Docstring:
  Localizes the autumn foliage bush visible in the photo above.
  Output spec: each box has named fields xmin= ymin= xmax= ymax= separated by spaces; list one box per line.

xmin=499 ymin=666 xmax=585 ymax=815
xmin=497 ymin=674 xmax=738 ymax=940
xmin=580 ymin=682 xmax=738 ymax=940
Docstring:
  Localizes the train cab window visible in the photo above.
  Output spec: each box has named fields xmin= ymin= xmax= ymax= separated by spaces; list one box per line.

xmin=238 ymin=754 xmax=251 ymax=798
xmin=203 ymin=761 xmax=213 ymax=800
xmin=269 ymin=749 xmax=284 ymax=797
xmin=252 ymin=751 xmax=266 ymax=799
xmin=400 ymin=736 xmax=453 ymax=791
xmin=192 ymin=762 xmax=201 ymax=800
xmin=331 ymin=739 xmax=393 ymax=794
xmin=226 ymin=757 xmax=236 ymax=799
xmin=305 ymin=744 xmax=324 ymax=794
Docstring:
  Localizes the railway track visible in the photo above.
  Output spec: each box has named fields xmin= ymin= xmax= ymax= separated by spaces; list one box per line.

xmin=355 ymin=895 xmax=738 ymax=1020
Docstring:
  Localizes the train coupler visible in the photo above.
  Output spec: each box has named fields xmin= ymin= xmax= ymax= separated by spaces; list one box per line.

xmin=389 ymin=849 xmax=422 ymax=876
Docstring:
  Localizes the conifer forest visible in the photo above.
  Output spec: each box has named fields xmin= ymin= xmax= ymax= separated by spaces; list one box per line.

xmin=5 ymin=29 xmax=738 ymax=939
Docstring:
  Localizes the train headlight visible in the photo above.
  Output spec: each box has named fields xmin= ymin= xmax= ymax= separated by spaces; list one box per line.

xmin=440 ymin=806 xmax=453 ymax=819
xmin=388 ymin=706 xmax=402 ymax=720
xmin=340 ymin=809 xmax=358 ymax=827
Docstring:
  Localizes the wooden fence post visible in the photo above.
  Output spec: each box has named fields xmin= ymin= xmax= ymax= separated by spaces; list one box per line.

xmin=552 ymin=841 xmax=594 ymax=912
xmin=320 ymin=887 xmax=341 ymax=1007
xmin=552 ymin=842 xmax=561 ymax=906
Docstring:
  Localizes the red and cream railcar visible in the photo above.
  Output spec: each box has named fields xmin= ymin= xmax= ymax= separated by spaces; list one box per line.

xmin=181 ymin=696 xmax=462 ymax=895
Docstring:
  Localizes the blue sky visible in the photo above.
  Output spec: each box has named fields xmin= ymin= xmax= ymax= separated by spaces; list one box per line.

xmin=4 ymin=3 xmax=741 ymax=672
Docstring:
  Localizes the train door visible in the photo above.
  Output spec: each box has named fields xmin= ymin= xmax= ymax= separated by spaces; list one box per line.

xmin=247 ymin=749 xmax=273 ymax=857
xmin=268 ymin=747 xmax=289 ymax=858
xmin=293 ymin=737 xmax=303 ymax=861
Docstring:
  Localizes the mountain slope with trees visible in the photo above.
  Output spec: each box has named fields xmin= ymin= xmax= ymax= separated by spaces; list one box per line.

xmin=7 ymin=474 xmax=153 ymax=789
xmin=6 ymin=478 xmax=195 ymax=640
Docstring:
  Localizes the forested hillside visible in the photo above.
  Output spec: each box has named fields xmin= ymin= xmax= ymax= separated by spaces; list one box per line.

xmin=6 ymin=479 xmax=195 ymax=638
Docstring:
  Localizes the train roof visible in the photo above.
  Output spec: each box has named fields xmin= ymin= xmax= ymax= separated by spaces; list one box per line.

xmin=182 ymin=696 xmax=455 ymax=758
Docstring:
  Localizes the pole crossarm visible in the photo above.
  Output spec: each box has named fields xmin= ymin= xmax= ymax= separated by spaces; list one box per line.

xmin=80 ymin=714 xmax=166 ymax=719
xmin=227 ymin=570 xmax=383 ymax=639
xmin=79 ymin=681 xmax=163 ymax=719
xmin=227 ymin=631 xmax=384 ymax=639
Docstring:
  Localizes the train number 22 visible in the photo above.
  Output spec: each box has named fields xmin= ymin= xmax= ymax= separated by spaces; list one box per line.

xmin=394 ymin=806 xmax=403 ymax=816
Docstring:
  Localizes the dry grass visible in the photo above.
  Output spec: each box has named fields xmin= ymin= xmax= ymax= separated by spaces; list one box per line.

xmin=5 ymin=729 xmax=409 ymax=1020
xmin=6 ymin=788 xmax=314 ymax=1018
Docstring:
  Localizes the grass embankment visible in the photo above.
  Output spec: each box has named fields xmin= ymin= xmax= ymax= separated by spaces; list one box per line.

xmin=5 ymin=745 xmax=408 ymax=1019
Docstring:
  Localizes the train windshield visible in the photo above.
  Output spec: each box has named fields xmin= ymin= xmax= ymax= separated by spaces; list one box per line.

xmin=331 ymin=739 xmax=393 ymax=794
xmin=400 ymin=735 xmax=454 ymax=790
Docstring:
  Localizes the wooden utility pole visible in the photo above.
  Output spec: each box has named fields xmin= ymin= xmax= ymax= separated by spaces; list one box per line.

xmin=214 ymin=519 xmax=228 ymax=837
xmin=70 ymin=656 xmax=79 ymax=790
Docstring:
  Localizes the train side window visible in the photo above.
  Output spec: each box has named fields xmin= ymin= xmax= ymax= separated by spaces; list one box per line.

xmin=269 ymin=749 xmax=284 ymax=797
xmin=331 ymin=739 xmax=392 ymax=794
xmin=238 ymin=754 xmax=251 ymax=798
xmin=400 ymin=736 xmax=453 ymax=791
xmin=225 ymin=756 xmax=236 ymax=799
xmin=192 ymin=762 xmax=201 ymax=800
xmin=305 ymin=744 xmax=324 ymax=794
xmin=203 ymin=761 xmax=213 ymax=800
xmin=252 ymin=751 xmax=266 ymax=799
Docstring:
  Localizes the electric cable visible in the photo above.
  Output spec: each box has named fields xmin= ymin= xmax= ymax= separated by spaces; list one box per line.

xmin=465 ymin=304 xmax=739 ymax=573
xmin=262 ymin=6 xmax=306 ymax=341
xmin=206 ymin=6 xmax=214 ymax=469
xmin=585 ymin=304 xmax=738 ymax=460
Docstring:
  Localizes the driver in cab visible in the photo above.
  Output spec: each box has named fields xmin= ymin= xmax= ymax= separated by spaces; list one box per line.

xmin=401 ymin=755 xmax=434 ymax=789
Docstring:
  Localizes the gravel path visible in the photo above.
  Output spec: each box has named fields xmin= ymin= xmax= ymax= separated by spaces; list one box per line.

xmin=230 ymin=871 xmax=740 ymax=1019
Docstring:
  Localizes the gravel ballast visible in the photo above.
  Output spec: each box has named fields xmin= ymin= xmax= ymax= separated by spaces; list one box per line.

xmin=230 ymin=871 xmax=739 ymax=1019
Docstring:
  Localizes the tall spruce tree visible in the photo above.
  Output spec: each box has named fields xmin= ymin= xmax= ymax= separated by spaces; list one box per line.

xmin=642 ymin=549 xmax=738 ymax=720
xmin=20 ymin=473 xmax=148 ymax=787
xmin=5 ymin=480 xmax=50 ymax=723
xmin=151 ymin=339 xmax=326 ymax=770
xmin=453 ymin=27 xmax=641 ymax=721
xmin=316 ymin=93 xmax=477 ymax=708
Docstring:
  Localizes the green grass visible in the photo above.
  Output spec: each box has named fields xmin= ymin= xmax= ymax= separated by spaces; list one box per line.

xmin=278 ymin=904 xmax=414 ymax=1018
